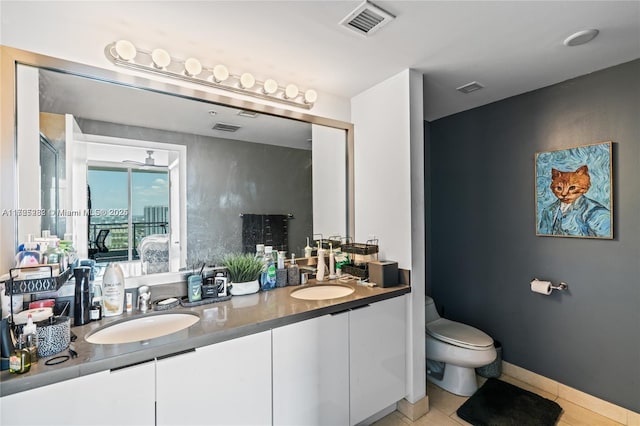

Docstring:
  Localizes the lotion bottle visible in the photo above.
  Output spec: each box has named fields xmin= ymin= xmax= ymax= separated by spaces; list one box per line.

xmin=328 ymin=243 xmax=336 ymax=279
xmin=102 ymin=263 xmax=125 ymax=317
xmin=316 ymin=246 xmax=326 ymax=281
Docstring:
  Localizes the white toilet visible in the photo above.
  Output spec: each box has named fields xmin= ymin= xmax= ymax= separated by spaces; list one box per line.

xmin=425 ymin=296 xmax=497 ymax=396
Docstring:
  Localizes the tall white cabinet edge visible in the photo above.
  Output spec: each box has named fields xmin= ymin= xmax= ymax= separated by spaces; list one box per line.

xmin=350 ymin=295 xmax=407 ymax=425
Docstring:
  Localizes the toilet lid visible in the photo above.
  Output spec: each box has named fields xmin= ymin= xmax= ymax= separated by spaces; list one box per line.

xmin=426 ymin=318 xmax=493 ymax=349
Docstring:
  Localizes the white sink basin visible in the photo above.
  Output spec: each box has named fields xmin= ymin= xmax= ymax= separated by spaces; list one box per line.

xmin=86 ymin=312 xmax=200 ymax=344
xmin=290 ymin=284 xmax=355 ymax=301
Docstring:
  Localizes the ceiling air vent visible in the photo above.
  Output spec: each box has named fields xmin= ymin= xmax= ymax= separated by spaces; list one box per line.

xmin=456 ymin=81 xmax=485 ymax=94
xmin=212 ymin=122 xmax=242 ymax=132
xmin=339 ymin=0 xmax=395 ymax=37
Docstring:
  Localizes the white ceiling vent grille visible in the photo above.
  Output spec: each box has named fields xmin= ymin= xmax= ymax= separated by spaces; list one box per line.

xmin=339 ymin=0 xmax=395 ymax=37
xmin=212 ymin=122 xmax=242 ymax=132
xmin=456 ymin=81 xmax=485 ymax=94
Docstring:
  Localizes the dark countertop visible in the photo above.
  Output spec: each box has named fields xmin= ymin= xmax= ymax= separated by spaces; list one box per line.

xmin=1 ymin=280 xmax=410 ymax=397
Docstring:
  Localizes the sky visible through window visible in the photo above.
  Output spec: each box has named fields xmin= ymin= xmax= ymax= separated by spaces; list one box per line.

xmin=88 ymin=168 xmax=169 ymax=216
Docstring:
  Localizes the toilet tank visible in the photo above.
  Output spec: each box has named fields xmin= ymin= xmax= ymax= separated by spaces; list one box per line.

xmin=425 ymin=296 xmax=441 ymax=324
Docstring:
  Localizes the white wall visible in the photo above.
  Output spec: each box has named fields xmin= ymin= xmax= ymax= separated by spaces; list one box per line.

xmin=0 ymin=2 xmax=350 ymax=122
xmin=351 ymin=69 xmax=426 ymax=404
xmin=352 ymin=71 xmax=413 ymax=267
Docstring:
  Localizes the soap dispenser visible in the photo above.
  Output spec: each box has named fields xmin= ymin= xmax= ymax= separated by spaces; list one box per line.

xmin=304 ymin=237 xmax=312 ymax=258
xmin=287 ymin=254 xmax=300 ymax=286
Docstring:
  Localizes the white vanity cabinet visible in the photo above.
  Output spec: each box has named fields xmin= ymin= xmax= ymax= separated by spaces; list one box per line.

xmin=272 ymin=311 xmax=350 ymax=426
xmin=155 ymin=330 xmax=272 ymax=426
xmin=0 ymin=360 xmax=155 ymax=426
xmin=349 ymin=295 xmax=407 ymax=425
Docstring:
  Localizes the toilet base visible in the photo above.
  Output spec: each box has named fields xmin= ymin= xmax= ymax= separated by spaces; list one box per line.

xmin=427 ymin=363 xmax=479 ymax=396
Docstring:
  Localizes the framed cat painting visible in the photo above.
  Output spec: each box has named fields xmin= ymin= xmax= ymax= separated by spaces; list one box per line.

xmin=535 ymin=141 xmax=613 ymax=239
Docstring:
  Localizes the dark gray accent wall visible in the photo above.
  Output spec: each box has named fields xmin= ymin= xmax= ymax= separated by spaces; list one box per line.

xmin=428 ymin=59 xmax=640 ymax=411
xmin=78 ymin=120 xmax=313 ymax=263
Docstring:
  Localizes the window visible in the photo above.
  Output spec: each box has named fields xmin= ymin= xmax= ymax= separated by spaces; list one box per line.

xmin=87 ymin=166 xmax=169 ymax=261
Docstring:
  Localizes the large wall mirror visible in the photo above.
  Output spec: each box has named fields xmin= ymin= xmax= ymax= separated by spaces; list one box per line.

xmin=0 ymin=46 xmax=353 ymax=277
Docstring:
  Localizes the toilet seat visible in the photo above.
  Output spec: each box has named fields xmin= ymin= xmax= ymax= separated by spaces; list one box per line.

xmin=427 ymin=318 xmax=493 ymax=350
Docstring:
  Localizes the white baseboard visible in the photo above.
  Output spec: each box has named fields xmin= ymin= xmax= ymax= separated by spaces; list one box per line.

xmin=502 ymin=361 xmax=640 ymax=425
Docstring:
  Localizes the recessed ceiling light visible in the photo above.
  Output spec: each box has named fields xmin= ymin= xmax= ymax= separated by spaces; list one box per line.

xmin=563 ymin=29 xmax=599 ymax=47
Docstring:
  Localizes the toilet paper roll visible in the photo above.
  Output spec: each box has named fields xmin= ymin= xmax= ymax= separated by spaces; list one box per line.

xmin=531 ymin=279 xmax=552 ymax=295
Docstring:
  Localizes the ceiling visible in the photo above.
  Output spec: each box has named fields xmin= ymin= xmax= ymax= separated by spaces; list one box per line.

xmin=2 ymin=1 xmax=639 ymax=121
xmin=39 ymin=69 xmax=313 ymax=150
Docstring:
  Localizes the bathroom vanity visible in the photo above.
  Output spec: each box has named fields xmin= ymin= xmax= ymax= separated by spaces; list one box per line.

xmin=0 ymin=282 xmax=409 ymax=426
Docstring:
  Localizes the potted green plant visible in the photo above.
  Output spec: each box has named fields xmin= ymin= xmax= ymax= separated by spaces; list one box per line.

xmin=222 ymin=253 xmax=264 ymax=295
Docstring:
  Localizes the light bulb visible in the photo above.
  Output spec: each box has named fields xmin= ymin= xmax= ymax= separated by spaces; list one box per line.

xmin=263 ymin=79 xmax=278 ymax=95
xmin=151 ymin=48 xmax=171 ymax=68
xmin=114 ymin=40 xmax=137 ymax=61
xmin=304 ymin=89 xmax=318 ymax=104
xmin=184 ymin=58 xmax=202 ymax=76
xmin=239 ymin=73 xmax=255 ymax=89
xmin=284 ymin=84 xmax=299 ymax=99
xmin=212 ymin=64 xmax=229 ymax=82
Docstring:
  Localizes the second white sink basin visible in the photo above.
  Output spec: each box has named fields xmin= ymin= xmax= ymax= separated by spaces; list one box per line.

xmin=290 ymin=284 xmax=355 ymax=301
xmin=86 ymin=312 xmax=200 ymax=344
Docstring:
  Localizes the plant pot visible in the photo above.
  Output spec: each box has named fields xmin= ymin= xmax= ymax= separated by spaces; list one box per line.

xmin=229 ymin=279 xmax=259 ymax=296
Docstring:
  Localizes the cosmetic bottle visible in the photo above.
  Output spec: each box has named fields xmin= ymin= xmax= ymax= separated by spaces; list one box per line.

xmin=9 ymin=336 xmax=31 ymax=374
xmin=260 ymin=247 xmax=277 ymax=290
xmin=74 ymin=266 xmax=92 ymax=326
xmin=276 ymin=251 xmax=287 ymax=287
xmin=287 ymin=254 xmax=300 ymax=286
xmin=316 ymin=246 xmax=326 ymax=281
xmin=188 ymin=274 xmax=203 ymax=302
xmin=23 ymin=314 xmax=38 ymax=362
xmin=102 ymin=263 xmax=125 ymax=317
xmin=328 ymin=243 xmax=337 ymax=279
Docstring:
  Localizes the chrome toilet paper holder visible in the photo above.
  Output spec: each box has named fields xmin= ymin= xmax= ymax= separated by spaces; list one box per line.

xmin=531 ymin=278 xmax=568 ymax=292
xmin=550 ymin=281 xmax=568 ymax=291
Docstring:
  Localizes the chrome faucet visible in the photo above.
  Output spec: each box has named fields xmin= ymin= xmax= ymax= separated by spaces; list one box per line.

xmin=138 ymin=285 xmax=151 ymax=312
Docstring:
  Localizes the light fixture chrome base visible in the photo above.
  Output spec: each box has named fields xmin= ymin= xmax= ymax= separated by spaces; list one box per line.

xmin=104 ymin=42 xmax=315 ymax=110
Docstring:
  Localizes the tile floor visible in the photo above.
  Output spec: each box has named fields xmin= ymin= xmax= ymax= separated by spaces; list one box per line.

xmin=374 ymin=375 xmax=625 ymax=426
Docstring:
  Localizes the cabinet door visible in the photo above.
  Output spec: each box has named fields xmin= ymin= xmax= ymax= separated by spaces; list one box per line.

xmin=350 ymin=295 xmax=407 ymax=425
xmin=156 ymin=330 xmax=271 ymax=426
xmin=0 ymin=360 xmax=155 ymax=426
xmin=272 ymin=312 xmax=349 ymax=425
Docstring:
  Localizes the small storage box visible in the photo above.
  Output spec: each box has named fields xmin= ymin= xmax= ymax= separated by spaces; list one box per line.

xmin=368 ymin=261 xmax=398 ymax=288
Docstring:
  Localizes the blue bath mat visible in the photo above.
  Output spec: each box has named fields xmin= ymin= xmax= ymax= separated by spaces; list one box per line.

xmin=456 ymin=378 xmax=563 ymax=426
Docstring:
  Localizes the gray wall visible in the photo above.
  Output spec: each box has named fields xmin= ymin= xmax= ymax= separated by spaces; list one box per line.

xmin=78 ymin=120 xmax=313 ymax=264
xmin=428 ymin=59 xmax=640 ymax=411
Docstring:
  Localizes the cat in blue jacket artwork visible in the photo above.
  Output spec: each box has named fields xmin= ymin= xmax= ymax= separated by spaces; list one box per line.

xmin=538 ymin=165 xmax=610 ymax=237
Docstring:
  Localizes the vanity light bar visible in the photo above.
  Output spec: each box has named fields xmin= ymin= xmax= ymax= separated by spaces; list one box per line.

xmin=105 ymin=41 xmax=318 ymax=109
